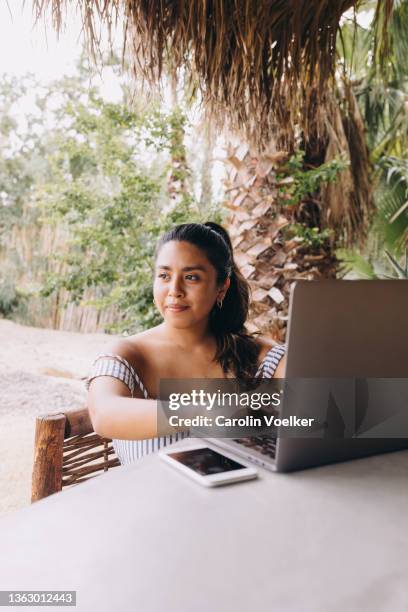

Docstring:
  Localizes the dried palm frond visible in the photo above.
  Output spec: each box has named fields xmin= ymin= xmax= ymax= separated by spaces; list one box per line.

xmin=319 ymin=81 xmax=374 ymax=246
xmin=32 ymin=0 xmax=392 ymax=147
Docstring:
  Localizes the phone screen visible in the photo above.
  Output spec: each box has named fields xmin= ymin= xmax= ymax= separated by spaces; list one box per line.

xmin=167 ymin=447 xmax=246 ymax=476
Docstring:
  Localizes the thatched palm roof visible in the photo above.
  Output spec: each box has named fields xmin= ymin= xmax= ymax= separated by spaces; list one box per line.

xmin=33 ymin=0 xmax=393 ymax=146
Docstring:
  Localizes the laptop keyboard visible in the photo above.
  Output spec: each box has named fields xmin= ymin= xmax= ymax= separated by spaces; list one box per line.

xmin=233 ymin=436 xmax=277 ymax=459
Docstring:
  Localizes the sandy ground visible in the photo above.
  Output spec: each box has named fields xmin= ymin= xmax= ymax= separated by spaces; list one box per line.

xmin=0 ymin=319 xmax=116 ymax=516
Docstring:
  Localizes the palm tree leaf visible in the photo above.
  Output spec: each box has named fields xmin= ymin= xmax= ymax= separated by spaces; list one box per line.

xmin=384 ymin=249 xmax=408 ymax=277
xmin=32 ymin=0 xmax=394 ymax=148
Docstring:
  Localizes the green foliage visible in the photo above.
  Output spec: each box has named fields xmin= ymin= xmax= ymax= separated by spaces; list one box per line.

xmin=0 ymin=60 xmax=222 ymax=333
xmin=0 ymin=75 xmax=41 ymax=238
xmin=337 ymin=246 xmax=408 ymax=280
xmin=374 ymin=156 xmax=408 ymax=253
xmin=384 ymin=249 xmax=408 ymax=279
xmin=276 ymin=151 xmax=348 ymax=207
xmin=276 ymin=151 xmax=346 ymax=251
xmin=338 ymin=20 xmax=372 ymax=82
xmin=0 ymin=277 xmax=20 ymax=317
xmin=34 ymin=72 xmax=215 ymax=333
xmin=289 ymin=225 xmax=332 ymax=250
xmin=337 ymin=248 xmax=379 ymax=279
xmin=338 ymin=1 xmax=408 ymax=255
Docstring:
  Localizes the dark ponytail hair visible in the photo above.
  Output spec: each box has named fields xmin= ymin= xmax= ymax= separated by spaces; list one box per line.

xmin=156 ymin=222 xmax=261 ymax=379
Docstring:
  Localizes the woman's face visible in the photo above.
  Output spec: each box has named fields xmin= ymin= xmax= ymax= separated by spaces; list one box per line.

xmin=153 ymin=240 xmax=229 ymax=329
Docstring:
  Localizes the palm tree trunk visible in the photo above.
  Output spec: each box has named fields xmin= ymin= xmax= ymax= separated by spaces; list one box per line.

xmin=225 ymin=144 xmax=338 ymax=342
xmin=225 ymin=86 xmax=373 ymax=342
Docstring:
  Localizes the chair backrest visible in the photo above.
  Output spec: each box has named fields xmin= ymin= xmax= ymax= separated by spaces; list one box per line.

xmin=31 ymin=406 xmax=120 ymax=502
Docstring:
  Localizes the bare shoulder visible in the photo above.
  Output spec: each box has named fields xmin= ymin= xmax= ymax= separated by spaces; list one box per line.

xmin=105 ymin=326 xmax=162 ymax=368
xmin=104 ymin=337 xmax=142 ymax=364
xmin=88 ymin=331 xmax=156 ymax=402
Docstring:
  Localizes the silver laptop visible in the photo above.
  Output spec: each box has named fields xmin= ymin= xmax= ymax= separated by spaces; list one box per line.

xmin=210 ymin=280 xmax=408 ymax=472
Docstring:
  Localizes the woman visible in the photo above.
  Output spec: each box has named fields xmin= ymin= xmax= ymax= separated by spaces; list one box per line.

xmin=87 ymin=222 xmax=286 ymax=464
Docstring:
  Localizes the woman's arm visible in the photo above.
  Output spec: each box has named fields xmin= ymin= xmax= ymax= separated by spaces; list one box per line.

xmin=87 ymin=341 xmax=185 ymax=440
xmin=274 ymin=355 xmax=286 ymax=378
xmin=88 ymin=376 xmax=172 ymax=440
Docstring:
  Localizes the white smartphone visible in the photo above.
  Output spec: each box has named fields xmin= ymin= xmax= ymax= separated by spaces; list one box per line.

xmin=159 ymin=443 xmax=258 ymax=487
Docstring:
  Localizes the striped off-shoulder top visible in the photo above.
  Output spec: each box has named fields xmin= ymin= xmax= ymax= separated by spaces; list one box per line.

xmin=86 ymin=343 xmax=285 ymax=465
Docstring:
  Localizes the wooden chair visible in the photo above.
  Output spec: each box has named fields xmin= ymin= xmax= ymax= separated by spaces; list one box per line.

xmin=31 ymin=407 xmax=120 ymax=502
